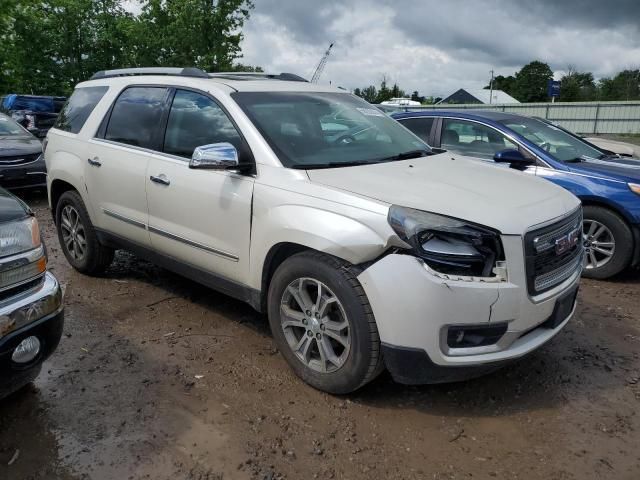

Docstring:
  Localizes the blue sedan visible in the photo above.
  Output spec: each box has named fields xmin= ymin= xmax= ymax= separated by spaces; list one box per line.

xmin=392 ymin=110 xmax=640 ymax=279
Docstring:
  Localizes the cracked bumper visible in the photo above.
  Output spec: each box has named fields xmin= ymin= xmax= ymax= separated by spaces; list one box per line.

xmin=357 ymin=241 xmax=580 ymax=383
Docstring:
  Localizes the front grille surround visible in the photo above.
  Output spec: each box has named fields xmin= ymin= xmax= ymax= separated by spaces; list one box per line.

xmin=524 ymin=208 xmax=584 ymax=296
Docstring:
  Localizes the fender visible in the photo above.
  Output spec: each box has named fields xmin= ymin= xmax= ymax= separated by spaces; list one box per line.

xmin=248 ymin=204 xmax=391 ymax=290
xmin=46 ymin=149 xmax=95 ymax=221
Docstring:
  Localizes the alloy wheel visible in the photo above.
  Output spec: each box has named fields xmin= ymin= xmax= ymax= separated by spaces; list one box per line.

xmin=60 ymin=205 xmax=87 ymax=261
xmin=583 ymin=219 xmax=615 ymax=270
xmin=280 ymin=277 xmax=351 ymax=373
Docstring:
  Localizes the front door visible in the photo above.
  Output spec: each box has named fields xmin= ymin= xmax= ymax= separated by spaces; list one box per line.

xmin=145 ymin=88 xmax=255 ymax=284
xmin=437 ymin=118 xmax=537 ymax=175
xmin=86 ymin=86 xmax=170 ymax=246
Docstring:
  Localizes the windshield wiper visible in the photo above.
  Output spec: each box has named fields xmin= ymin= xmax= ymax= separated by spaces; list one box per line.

xmin=290 ymin=149 xmax=432 ymax=170
xmin=379 ymin=149 xmax=432 ymax=161
xmin=291 ymin=160 xmax=382 ymax=170
xmin=564 ymin=157 xmax=585 ymax=163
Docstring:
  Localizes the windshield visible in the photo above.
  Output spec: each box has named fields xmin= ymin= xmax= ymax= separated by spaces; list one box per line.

xmin=0 ymin=114 xmax=28 ymax=136
xmin=232 ymin=92 xmax=431 ymax=168
xmin=498 ymin=116 xmax=604 ymax=162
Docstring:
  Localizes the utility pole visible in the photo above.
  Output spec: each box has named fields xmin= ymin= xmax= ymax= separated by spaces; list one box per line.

xmin=489 ymin=70 xmax=494 ymax=104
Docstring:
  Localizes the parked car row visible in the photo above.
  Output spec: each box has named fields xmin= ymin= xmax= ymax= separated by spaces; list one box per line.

xmin=1 ymin=68 xmax=637 ymax=397
xmin=1 ymin=94 xmax=66 ymax=138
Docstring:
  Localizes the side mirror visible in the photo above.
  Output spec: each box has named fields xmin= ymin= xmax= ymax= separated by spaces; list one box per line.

xmin=189 ymin=142 xmax=239 ymax=170
xmin=493 ymin=149 xmax=535 ymax=170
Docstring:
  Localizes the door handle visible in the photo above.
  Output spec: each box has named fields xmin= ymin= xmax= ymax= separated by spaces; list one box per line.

xmin=150 ymin=174 xmax=170 ymax=186
xmin=87 ymin=157 xmax=102 ymax=167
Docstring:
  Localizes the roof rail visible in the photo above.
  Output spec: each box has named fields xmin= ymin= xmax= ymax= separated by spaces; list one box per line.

xmin=90 ymin=67 xmax=209 ymax=80
xmin=209 ymin=72 xmax=309 ymax=82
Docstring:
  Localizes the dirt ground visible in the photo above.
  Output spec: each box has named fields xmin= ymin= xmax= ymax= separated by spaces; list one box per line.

xmin=1 ymin=190 xmax=639 ymax=480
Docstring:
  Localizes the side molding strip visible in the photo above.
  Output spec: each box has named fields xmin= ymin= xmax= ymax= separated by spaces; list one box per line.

xmin=147 ymin=226 xmax=239 ymax=262
xmin=103 ymin=209 xmax=147 ymax=229
xmin=101 ymin=208 xmax=239 ymax=262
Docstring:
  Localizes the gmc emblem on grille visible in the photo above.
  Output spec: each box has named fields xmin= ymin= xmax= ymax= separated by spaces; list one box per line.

xmin=555 ymin=228 xmax=581 ymax=255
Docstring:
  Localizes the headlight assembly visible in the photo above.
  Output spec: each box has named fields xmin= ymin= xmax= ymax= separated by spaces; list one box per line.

xmin=629 ymin=183 xmax=640 ymax=196
xmin=388 ymin=205 xmax=505 ymax=279
xmin=0 ymin=216 xmax=46 ymax=290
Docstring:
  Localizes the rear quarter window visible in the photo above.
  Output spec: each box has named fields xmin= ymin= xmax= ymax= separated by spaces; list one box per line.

xmin=54 ymin=86 xmax=109 ymax=134
xmin=104 ymin=87 xmax=168 ymax=150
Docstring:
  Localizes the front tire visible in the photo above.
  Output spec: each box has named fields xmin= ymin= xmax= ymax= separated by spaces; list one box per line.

xmin=582 ymin=205 xmax=633 ymax=279
xmin=267 ymin=252 xmax=383 ymax=394
xmin=56 ymin=190 xmax=114 ymax=275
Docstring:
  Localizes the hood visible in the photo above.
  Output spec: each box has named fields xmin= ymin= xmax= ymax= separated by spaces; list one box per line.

xmin=565 ymin=156 xmax=640 ymax=183
xmin=307 ymin=154 xmax=580 ymax=235
xmin=0 ymin=136 xmax=42 ymax=157
xmin=0 ymin=187 xmax=30 ymax=223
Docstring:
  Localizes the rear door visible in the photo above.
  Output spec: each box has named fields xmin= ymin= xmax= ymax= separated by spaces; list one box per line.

xmin=145 ymin=88 xmax=255 ymax=283
xmin=86 ymin=86 xmax=170 ymax=246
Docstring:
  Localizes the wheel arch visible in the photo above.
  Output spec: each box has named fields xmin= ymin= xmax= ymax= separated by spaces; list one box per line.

xmin=50 ymin=179 xmax=81 ymax=223
xmin=259 ymin=242 xmax=314 ymax=312
xmin=578 ymin=195 xmax=635 ymax=226
xmin=250 ymin=205 xmax=391 ymax=302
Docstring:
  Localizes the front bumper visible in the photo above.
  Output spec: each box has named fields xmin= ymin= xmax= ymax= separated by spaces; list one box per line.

xmin=357 ymin=237 xmax=581 ymax=384
xmin=0 ymin=272 xmax=64 ymax=398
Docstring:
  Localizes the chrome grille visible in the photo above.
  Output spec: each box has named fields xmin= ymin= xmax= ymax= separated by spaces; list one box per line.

xmin=0 ymin=153 xmax=41 ymax=166
xmin=525 ymin=208 xmax=584 ymax=295
xmin=534 ymin=254 xmax=583 ymax=292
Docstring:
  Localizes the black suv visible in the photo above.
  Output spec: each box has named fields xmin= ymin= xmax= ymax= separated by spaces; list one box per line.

xmin=0 ymin=187 xmax=63 ymax=399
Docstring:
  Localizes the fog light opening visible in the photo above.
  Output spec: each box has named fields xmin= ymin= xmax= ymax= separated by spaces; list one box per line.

xmin=11 ymin=336 xmax=41 ymax=364
xmin=447 ymin=324 xmax=508 ymax=349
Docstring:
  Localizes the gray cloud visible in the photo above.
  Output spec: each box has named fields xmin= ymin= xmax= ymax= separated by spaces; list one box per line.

xmin=241 ymin=0 xmax=640 ymax=96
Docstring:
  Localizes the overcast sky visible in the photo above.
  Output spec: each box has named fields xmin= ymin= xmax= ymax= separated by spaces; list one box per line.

xmin=240 ymin=0 xmax=640 ymax=96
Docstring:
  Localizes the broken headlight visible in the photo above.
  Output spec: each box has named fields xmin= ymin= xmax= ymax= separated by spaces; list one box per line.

xmin=388 ymin=206 xmax=504 ymax=278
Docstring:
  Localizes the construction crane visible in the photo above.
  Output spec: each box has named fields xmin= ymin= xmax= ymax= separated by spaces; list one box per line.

xmin=311 ymin=43 xmax=334 ymax=84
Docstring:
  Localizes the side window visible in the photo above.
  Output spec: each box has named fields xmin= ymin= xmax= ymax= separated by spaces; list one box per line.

xmin=163 ymin=89 xmax=243 ymax=159
xmin=105 ymin=87 xmax=168 ymax=149
xmin=399 ymin=117 xmax=434 ymax=144
xmin=442 ymin=119 xmax=518 ymax=160
xmin=54 ymin=87 xmax=108 ymax=134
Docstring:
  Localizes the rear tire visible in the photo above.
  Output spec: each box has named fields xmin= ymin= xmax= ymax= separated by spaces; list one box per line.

xmin=267 ymin=251 xmax=383 ymax=394
xmin=55 ymin=190 xmax=114 ymax=275
xmin=582 ymin=205 xmax=633 ymax=279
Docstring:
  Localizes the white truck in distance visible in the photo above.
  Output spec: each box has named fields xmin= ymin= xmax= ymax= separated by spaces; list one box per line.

xmin=45 ymin=68 xmax=583 ymax=394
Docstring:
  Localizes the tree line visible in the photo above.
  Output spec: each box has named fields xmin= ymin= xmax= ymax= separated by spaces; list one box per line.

xmin=354 ymin=61 xmax=640 ymax=105
xmin=353 ymin=77 xmax=438 ymax=105
xmin=0 ymin=0 xmax=258 ymax=96
xmin=2 ymin=3 xmax=639 ymax=103
xmin=486 ymin=61 xmax=640 ymax=103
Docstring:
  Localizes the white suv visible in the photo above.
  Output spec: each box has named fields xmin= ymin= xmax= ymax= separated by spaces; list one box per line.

xmin=45 ymin=68 xmax=583 ymax=394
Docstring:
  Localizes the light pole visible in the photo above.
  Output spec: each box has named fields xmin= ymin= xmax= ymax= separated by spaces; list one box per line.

xmin=489 ymin=70 xmax=494 ymax=104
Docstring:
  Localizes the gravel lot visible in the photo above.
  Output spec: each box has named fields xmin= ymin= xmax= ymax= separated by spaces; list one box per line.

xmin=1 ymin=190 xmax=639 ymax=480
